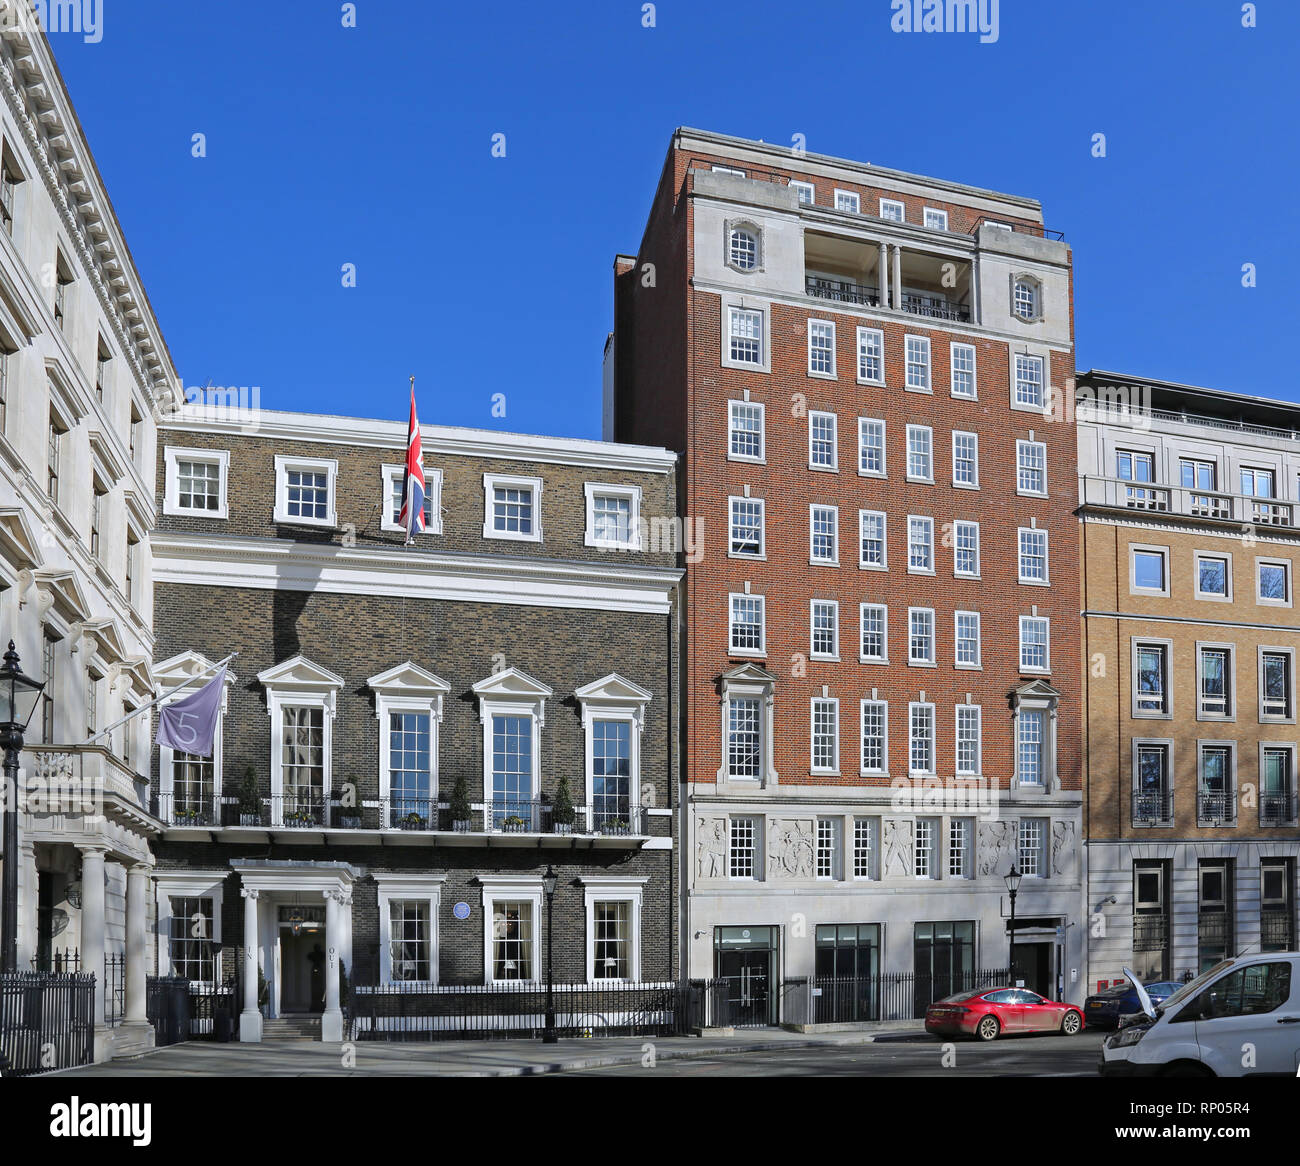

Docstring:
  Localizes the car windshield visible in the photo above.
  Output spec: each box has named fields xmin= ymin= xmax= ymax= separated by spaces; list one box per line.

xmin=1155 ymin=962 xmax=1235 ymax=1013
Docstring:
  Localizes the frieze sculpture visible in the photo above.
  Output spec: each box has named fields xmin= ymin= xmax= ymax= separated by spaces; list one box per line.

xmin=767 ymin=819 xmax=814 ymax=878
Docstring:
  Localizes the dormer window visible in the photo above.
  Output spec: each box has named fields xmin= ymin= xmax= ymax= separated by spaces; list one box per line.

xmin=1012 ymin=275 xmax=1042 ymax=322
xmin=726 ymin=223 xmax=761 ymax=273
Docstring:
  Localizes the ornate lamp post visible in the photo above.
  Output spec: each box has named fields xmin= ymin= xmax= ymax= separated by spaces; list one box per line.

xmin=541 ymin=864 xmax=558 ymax=1044
xmin=1004 ymin=865 xmax=1022 ymax=986
xmin=1 ymin=641 xmax=46 ymax=975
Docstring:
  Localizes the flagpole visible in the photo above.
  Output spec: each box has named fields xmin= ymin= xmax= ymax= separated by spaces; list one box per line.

xmin=74 ymin=651 xmax=239 ymax=748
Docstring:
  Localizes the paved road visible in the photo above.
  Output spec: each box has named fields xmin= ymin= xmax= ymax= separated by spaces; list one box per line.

xmin=555 ymin=1031 xmax=1107 ymax=1077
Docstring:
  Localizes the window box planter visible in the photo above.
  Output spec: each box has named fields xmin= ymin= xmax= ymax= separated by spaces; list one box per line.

xmin=553 ymin=823 xmax=572 ymax=836
xmin=599 ymin=820 xmax=632 ymax=837
xmin=452 ymin=819 xmax=472 ymax=833
xmin=339 ymin=815 xmax=362 ymax=829
xmin=398 ymin=813 xmax=427 ymax=831
xmin=502 ymin=816 xmax=528 ymax=833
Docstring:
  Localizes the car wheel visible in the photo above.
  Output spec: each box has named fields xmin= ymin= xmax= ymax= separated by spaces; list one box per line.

xmin=1060 ymin=1010 xmax=1082 ymax=1036
xmin=976 ymin=1015 xmax=1000 ymax=1042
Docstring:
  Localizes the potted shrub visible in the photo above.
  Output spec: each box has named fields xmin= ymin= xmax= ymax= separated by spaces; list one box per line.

xmin=551 ymin=775 xmax=575 ymax=835
xmin=237 ymin=768 xmax=262 ymax=826
xmin=502 ymin=814 xmax=527 ymax=833
xmin=337 ymin=781 xmax=363 ymax=829
xmin=602 ymin=817 xmax=631 ymax=837
xmin=449 ymin=774 xmax=472 ymax=833
xmin=400 ymin=810 xmax=427 ymax=831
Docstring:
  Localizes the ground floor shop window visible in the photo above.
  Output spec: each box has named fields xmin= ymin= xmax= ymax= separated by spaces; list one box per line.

xmin=913 ymin=920 xmax=975 ymax=1017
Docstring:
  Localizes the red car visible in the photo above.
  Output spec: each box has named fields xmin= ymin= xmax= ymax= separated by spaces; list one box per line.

xmin=925 ymin=987 xmax=1085 ymax=1041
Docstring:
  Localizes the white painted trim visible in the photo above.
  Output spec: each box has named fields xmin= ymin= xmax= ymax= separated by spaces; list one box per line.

xmin=580 ymin=878 xmax=646 ymax=983
xmin=722 ymin=301 xmax=770 ymax=374
xmin=859 ymin=698 xmax=889 ymax=776
xmin=806 ymin=320 xmax=837 ymax=382
xmin=480 ymin=879 xmax=544 ymax=986
xmin=728 ymin=591 xmax=767 ymax=658
xmin=859 ymin=602 xmax=889 ymax=664
xmin=577 ymin=674 xmax=650 ymax=834
xmin=859 ymin=510 xmax=888 ymax=571
xmin=809 ymin=503 xmax=839 ymax=566
xmin=855 ymin=326 xmax=885 ymax=386
xmin=727 ymin=398 xmax=766 ymax=464
xmin=584 ymin=482 xmax=643 ymax=550
xmin=380 ymin=463 xmax=444 ymax=535
xmin=273 ymin=454 xmax=338 ymax=527
xmin=151 ymin=533 xmax=681 ymax=615
xmin=482 ymin=472 xmax=543 ymax=543
xmin=368 ymin=664 xmax=449 ymax=807
xmin=809 ymin=597 xmax=840 ymax=661
xmin=949 ymin=341 xmax=977 ymax=399
xmin=154 ymin=872 xmax=226 ymax=984
xmin=834 ymin=189 xmax=861 ymax=214
xmin=905 ymin=424 xmax=934 ymax=482
xmin=807 ymin=408 xmax=838 ymax=470
xmin=163 ymin=446 xmax=230 ymax=519
xmin=878 ymin=197 xmax=905 ymax=222
xmin=375 ymin=874 xmax=445 ymax=986
xmin=857 ymin=416 xmax=886 ymax=478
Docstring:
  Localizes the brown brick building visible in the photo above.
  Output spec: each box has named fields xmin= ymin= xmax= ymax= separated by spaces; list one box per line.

xmin=607 ymin=128 xmax=1085 ymax=1017
xmin=1079 ymin=370 xmax=1300 ymax=991
xmin=148 ymin=406 xmax=681 ymax=1041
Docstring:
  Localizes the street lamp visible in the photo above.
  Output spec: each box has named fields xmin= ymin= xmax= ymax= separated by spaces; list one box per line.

xmin=1004 ymin=865 xmax=1022 ymax=987
xmin=541 ymin=864 xmax=558 ymax=1044
xmin=1 ymin=641 xmax=46 ymax=975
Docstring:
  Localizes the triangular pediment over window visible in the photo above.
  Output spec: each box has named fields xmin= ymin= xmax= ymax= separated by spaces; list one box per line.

xmin=0 ymin=507 xmax=43 ymax=570
xmin=1011 ymin=678 xmax=1060 ymax=702
xmin=155 ymin=650 xmax=239 ymax=692
xmin=35 ymin=569 xmax=91 ymax=623
xmin=574 ymin=673 xmax=653 ymax=706
xmin=366 ymin=661 xmax=451 ymax=696
xmin=257 ymin=654 xmax=345 ymax=692
xmin=471 ymin=666 xmax=553 ymax=701
xmin=719 ymin=662 xmax=778 ymax=687
xmin=81 ymin=618 xmax=127 ymax=664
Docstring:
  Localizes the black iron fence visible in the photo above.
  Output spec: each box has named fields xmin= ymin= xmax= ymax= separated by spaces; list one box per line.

xmin=348 ymin=979 xmax=721 ymax=1042
xmin=784 ymin=968 xmax=1012 ymax=1025
xmin=145 ymin=976 xmax=240 ymax=1044
xmin=104 ymin=953 xmax=124 ymax=1027
xmin=0 ymin=972 xmax=95 ymax=1076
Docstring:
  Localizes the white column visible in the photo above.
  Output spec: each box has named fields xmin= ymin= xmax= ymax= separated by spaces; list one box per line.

xmin=321 ymin=889 xmax=343 ymax=1041
xmin=78 ymin=845 xmax=112 ymax=1062
xmin=117 ymin=862 xmax=156 ymax=1050
xmin=891 ymin=244 xmax=903 ymax=310
xmin=17 ymin=841 xmax=37 ymax=970
xmin=239 ymin=887 xmax=263 ymax=1041
xmin=878 ymin=239 xmax=889 ymax=306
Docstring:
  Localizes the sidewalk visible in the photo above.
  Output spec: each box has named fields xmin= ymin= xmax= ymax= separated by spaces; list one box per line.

xmin=51 ymin=1022 xmax=931 ymax=1077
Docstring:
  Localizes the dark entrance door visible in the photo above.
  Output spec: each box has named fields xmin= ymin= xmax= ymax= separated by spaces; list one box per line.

xmin=1011 ymin=941 xmax=1052 ymax=997
xmin=715 ymin=926 xmax=778 ymax=1026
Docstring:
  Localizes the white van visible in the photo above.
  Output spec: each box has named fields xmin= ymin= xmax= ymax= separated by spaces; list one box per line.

xmin=1099 ymin=952 xmax=1300 ymax=1078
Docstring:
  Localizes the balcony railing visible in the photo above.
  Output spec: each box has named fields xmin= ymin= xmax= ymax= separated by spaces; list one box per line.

xmin=24 ymin=744 xmax=149 ymax=816
xmin=1132 ymin=789 xmax=1174 ymax=827
xmin=271 ymin=793 xmax=328 ymax=828
xmin=1085 ymin=399 xmax=1300 ymax=443
xmin=1132 ymin=914 xmax=1169 ymax=952
xmin=1082 ymin=476 xmax=1299 ymax=529
xmin=1261 ymin=909 xmax=1296 ymax=951
xmin=1197 ymin=791 xmax=1237 ymax=827
xmin=900 ymin=292 xmax=971 ymax=323
xmin=1261 ymin=792 xmax=1298 ymax=826
xmin=805 ymin=275 xmax=880 ymax=307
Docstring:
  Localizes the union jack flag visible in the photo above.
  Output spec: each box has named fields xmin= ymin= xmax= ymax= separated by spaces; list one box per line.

xmin=397 ymin=380 xmax=425 ymax=544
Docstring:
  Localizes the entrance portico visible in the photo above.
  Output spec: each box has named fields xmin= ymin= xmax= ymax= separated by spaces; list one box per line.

xmin=232 ymin=860 xmax=356 ymax=1042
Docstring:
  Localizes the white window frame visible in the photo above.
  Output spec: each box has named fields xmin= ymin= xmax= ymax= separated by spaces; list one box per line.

xmin=789 ymin=179 xmax=815 ymax=205
xmin=258 ymin=656 xmax=344 ymax=826
xmin=879 ymin=197 xmax=905 ymax=222
xmin=1018 ymin=526 xmax=1050 ymax=585
xmin=909 ymin=702 xmax=936 ymax=776
xmin=834 ymin=189 xmax=860 ymax=214
xmin=584 ymin=482 xmax=643 ymax=549
xmin=953 ymin=520 xmax=981 ymax=579
xmin=810 ymin=599 xmax=839 ymax=661
xmin=860 ymin=700 xmax=888 ymax=776
xmin=481 ymin=877 xmax=544 ymax=985
xmin=1257 ymin=557 xmax=1293 ymax=608
xmin=914 ymin=817 xmax=939 ymax=879
xmin=858 ymin=418 xmax=886 ymax=478
xmin=1019 ymin=616 xmax=1051 ymax=674
xmin=581 ymin=878 xmax=646 ymax=983
xmin=1016 ymin=439 xmax=1047 ymax=497
xmin=576 ymin=674 xmax=651 ymax=834
xmin=717 ymin=667 xmax=778 ymax=786
xmin=951 ymin=431 xmax=979 ymax=489
xmin=907 ymin=515 xmax=935 ymax=575
xmin=1013 ymin=692 xmax=1059 ymax=791
xmin=1194 ymin=549 xmax=1233 ymax=603
xmin=381 ymin=463 xmax=444 ymax=535
xmin=923 ymin=207 xmax=949 ymax=231
xmin=164 ymin=446 xmax=230 ymax=519
xmin=852 ymin=816 xmax=880 ymax=879
xmin=1011 ymin=351 xmax=1047 ymax=412
xmin=856 ymin=327 xmax=884 ymax=386
xmin=905 ymin=335 xmax=932 ymax=392
xmin=859 ymin=603 xmax=889 ymax=664
xmin=950 ymin=342 xmax=976 ymax=399
xmin=728 ymin=815 xmax=763 ymax=880
xmin=1012 ymin=275 xmax=1043 ymax=323
xmin=728 ymin=399 xmax=766 ymax=463
xmin=908 ymin=606 xmax=936 ymax=666
xmin=906 ymin=424 xmax=934 ymax=483
xmin=473 ymin=669 xmax=552 ymax=812
xmin=1195 ymin=642 xmax=1235 ymax=722
xmin=955 ymin=610 xmax=982 ymax=669
xmin=1258 ymin=646 xmax=1296 ymax=724
xmin=368 ymin=662 xmax=450 ymax=809
xmin=808 ymin=409 xmax=838 ymax=470
xmin=726 ymin=223 xmax=761 ymax=274
xmin=815 ymin=817 xmax=843 ymax=881
xmin=728 ymin=495 xmax=766 ymax=559
xmin=376 ymin=875 xmax=445 ymax=986
xmin=1130 ymin=543 xmax=1170 ymax=597
xmin=723 ymin=303 xmax=770 ymax=372
xmin=273 ymin=454 xmax=337 ymax=527
xmin=811 ymin=697 xmax=840 ymax=775
xmin=729 ymin=592 xmax=767 ymax=658
xmin=807 ymin=320 xmax=837 ymax=380
xmin=154 ymin=872 xmax=226 ymax=985
xmin=859 ymin=510 xmax=887 ymax=571
xmin=155 ymin=657 xmax=233 ymax=825
xmin=483 ymin=472 xmax=544 ymax=543
xmin=948 ymin=818 xmax=973 ymax=879
xmin=1018 ymin=818 xmax=1047 ymax=877
xmin=956 ymin=704 xmax=982 ymax=777
xmin=809 ymin=503 xmax=839 ymax=566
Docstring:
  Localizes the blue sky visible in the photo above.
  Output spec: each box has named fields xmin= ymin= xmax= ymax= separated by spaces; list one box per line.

xmin=53 ymin=0 xmax=1297 ymax=438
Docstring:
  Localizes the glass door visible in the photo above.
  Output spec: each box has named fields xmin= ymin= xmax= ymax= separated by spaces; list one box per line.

xmin=1116 ymin=450 xmax=1157 ymax=508
xmin=1180 ymin=458 xmax=1222 ymax=517
xmin=715 ymin=927 xmax=778 ymax=1026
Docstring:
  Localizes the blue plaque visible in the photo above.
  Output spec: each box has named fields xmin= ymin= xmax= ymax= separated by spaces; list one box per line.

xmin=452 ymin=901 xmax=471 ymax=920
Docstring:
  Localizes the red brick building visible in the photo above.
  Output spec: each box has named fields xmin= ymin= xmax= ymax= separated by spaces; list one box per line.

xmin=608 ymin=128 xmax=1084 ymax=1019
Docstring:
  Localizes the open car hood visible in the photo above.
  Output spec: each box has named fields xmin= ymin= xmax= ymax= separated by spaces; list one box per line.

xmin=1123 ymin=966 xmax=1158 ymax=1021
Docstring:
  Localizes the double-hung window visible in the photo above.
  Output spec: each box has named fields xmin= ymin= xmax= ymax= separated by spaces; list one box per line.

xmin=1019 ymin=616 xmax=1049 ymax=673
xmin=879 ymin=198 xmax=904 ymax=222
xmin=853 ymin=818 xmax=879 ymax=879
xmin=1018 ymin=819 xmax=1046 ymax=876
xmin=1018 ymin=527 xmax=1048 ymax=583
xmin=729 ymin=496 xmax=765 ymax=556
xmin=953 ymin=520 xmax=980 ymax=577
xmin=727 ymin=306 xmax=764 ymax=366
xmin=905 ymin=336 xmax=931 ymax=391
xmin=810 ymin=505 xmax=838 ymax=564
xmin=859 ymin=510 xmax=887 ymax=569
xmin=906 ymin=425 xmax=933 ymax=481
xmin=729 ymin=593 xmax=766 ymax=655
xmin=1014 ymin=354 xmax=1045 ymax=408
xmin=275 ymin=456 xmax=337 ymax=526
xmin=909 ymin=703 xmax=936 ymax=775
xmin=808 ymin=321 xmax=836 ymax=377
xmin=810 ymin=600 xmax=838 ymax=660
xmin=956 ymin=705 xmax=981 ymax=776
xmin=835 ymin=189 xmax=860 ymax=213
xmin=908 ymin=608 xmax=935 ymax=665
xmin=914 ymin=818 xmax=939 ymax=878
xmin=908 ymin=516 xmax=934 ymax=573
xmin=948 ymin=819 xmax=973 ymax=879
xmin=1016 ymin=439 xmax=1047 ymax=496
xmin=955 ymin=611 xmax=981 ymax=668
xmin=727 ymin=703 xmax=762 ymax=780
xmin=858 ymin=418 xmax=885 ymax=476
xmin=811 ymin=699 xmax=839 ymax=773
xmin=729 ymin=400 xmax=765 ymax=461
xmin=585 ymin=485 xmax=640 ymax=548
xmin=1018 ymin=714 xmax=1046 ymax=786
xmin=809 ymin=411 xmax=838 ymax=469
xmin=860 ymin=701 xmax=887 ymax=774
xmin=950 ymin=343 xmax=976 ymax=398
xmin=729 ymin=817 xmax=760 ymax=877
xmin=860 ymin=604 xmax=887 ymax=662
xmin=857 ymin=327 xmax=884 ymax=384
xmin=924 ymin=207 xmax=949 ymax=231
xmin=952 ymin=432 xmax=978 ymax=487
